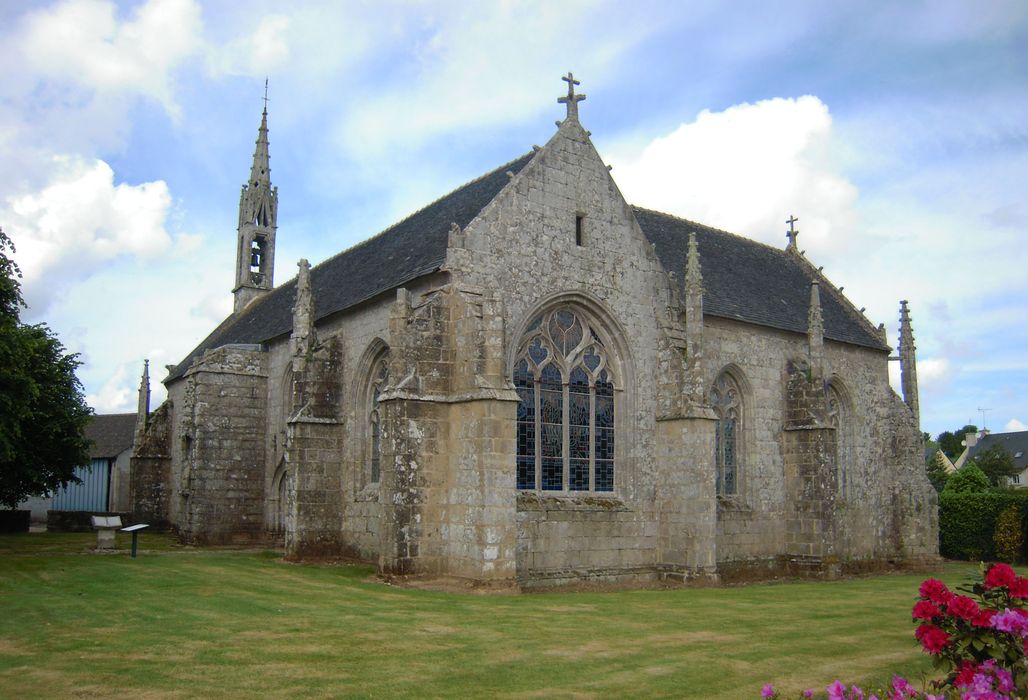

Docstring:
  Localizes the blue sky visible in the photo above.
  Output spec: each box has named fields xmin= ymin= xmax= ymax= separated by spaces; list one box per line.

xmin=1 ymin=0 xmax=1025 ymax=439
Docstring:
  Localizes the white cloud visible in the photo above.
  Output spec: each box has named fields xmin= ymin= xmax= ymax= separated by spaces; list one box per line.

xmin=4 ymin=156 xmax=175 ymax=314
xmin=86 ymin=362 xmax=134 ymax=413
xmin=1006 ymin=419 xmax=1027 ymax=432
xmin=207 ymin=14 xmax=291 ymax=77
xmin=918 ymin=358 xmax=953 ymax=392
xmin=607 ymin=96 xmax=858 ymax=254
xmin=20 ymin=0 xmax=202 ymax=117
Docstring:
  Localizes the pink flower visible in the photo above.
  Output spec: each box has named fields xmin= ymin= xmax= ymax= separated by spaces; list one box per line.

xmin=1010 ymin=576 xmax=1028 ymax=599
xmin=948 ymin=595 xmax=981 ymax=621
xmin=918 ymin=578 xmax=955 ymax=605
xmin=761 ymin=683 xmax=775 ymax=699
xmin=803 ymin=691 xmax=814 ymax=699
xmin=827 ymin=680 xmax=847 ymax=699
xmin=912 ymin=600 xmax=942 ymax=620
xmin=991 ymin=608 xmax=1028 ymax=635
xmin=973 ymin=609 xmax=997 ymax=628
xmin=915 ymin=623 xmax=951 ymax=654
xmin=984 ymin=563 xmax=1017 ymax=590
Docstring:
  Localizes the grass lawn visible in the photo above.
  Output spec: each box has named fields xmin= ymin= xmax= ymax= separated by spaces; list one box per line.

xmin=0 ymin=532 xmax=980 ymax=698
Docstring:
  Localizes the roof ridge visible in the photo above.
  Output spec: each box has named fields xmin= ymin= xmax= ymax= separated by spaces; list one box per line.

xmin=308 ymin=151 xmax=535 ymax=275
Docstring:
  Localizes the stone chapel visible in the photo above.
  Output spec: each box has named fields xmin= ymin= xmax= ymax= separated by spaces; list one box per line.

xmin=130 ymin=75 xmax=938 ymax=587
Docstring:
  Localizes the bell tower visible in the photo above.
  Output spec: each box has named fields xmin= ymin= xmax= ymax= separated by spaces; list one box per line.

xmin=233 ymin=83 xmax=278 ymax=313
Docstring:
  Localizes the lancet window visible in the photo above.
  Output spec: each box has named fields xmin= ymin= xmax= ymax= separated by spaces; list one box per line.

xmin=827 ymin=382 xmax=850 ymax=498
xmin=711 ymin=372 xmax=742 ymax=496
xmin=368 ymin=353 xmax=389 ymax=484
xmin=514 ymin=308 xmax=616 ymax=492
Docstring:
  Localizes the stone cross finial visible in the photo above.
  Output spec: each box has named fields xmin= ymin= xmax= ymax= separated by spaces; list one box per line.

xmin=786 ymin=215 xmax=799 ymax=251
xmin=558 ymin=72 xmax=586 ymax=121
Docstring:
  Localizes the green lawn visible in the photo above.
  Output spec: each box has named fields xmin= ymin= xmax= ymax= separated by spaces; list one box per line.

xmin=0 ymin=533 xmax=979 ymax=698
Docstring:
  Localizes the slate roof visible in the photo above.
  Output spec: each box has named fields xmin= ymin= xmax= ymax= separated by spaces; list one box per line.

xmin=168 ymin=152 xmax=537 ymax=380
xmin=169 ymin=147 xmax=889 ymax=381
xmin=632 ymin=208 xmax=888 ymax=351
xmin=967 ymin=431 xmax=1028 ymax=472
xmin=86 ymin=413 xmax=136 ymax=460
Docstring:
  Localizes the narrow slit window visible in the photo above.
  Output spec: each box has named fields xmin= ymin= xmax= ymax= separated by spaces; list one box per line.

xmin=575 ymin=214 xmax=584 ymax=246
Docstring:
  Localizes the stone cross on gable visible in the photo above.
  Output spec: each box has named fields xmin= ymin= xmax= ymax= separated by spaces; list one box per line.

xmin=558 ymin=72 xmax=586 ymax=121
xmin=786 ymin=215 xmax=799 ymax=250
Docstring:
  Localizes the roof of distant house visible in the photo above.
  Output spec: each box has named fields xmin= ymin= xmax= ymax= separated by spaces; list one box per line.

xmin=966 ymin=431 xmax=1028 ymax=472
xmin=86 ymin=413 xmax=136 ymax=460
xmin=168 ymin=146 xmax=888 ymax=381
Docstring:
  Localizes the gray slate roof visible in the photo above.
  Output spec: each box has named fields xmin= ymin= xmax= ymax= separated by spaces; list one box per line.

xmin=169 ymin=148 xmax=888 ymax=381
xmin=86 ymin=413 xmax=136 ymax=459
xmin=169 ymin=152 xmax=536 ymax=380
xmin=633 ymin=208 xmax=888 ymax=350
xmin=967 ymin=432 xmax=1028 ymax=472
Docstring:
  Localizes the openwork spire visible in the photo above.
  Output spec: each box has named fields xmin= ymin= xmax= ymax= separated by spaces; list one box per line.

xmin=558 ymin=72 xmax=586 ymax=121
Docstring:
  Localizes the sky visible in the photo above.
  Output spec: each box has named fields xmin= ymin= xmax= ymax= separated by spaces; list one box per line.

xmin=0 ymin=0 xmax=1026 ymax=440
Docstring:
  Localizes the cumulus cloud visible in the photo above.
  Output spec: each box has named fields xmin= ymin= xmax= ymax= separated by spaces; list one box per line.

xmin=607 ymin=96 xmax=858 ymax=253
xmin=1006 ymin=419 xmax=1027 ymax=432
xmin=20 ymin=0 xmax=202 ymax=117
xmin=3 ymin=156 xmax=175 ymax=313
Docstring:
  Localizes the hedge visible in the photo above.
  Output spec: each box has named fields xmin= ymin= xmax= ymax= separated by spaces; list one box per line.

xmin=939 ymin=490 xmax=1028 ymax=562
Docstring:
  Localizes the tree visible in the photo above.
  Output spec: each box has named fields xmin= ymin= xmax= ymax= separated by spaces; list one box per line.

xmin=942 ymin=464 xmax=990 ymax=494
xmin=969 ymin=444 xmax=1020 ymax=488
xmin=0 ymin=228 xmax=92 ymax=509
xmin=926 ymin=451 xmax=951 ymax=493
xmin=937 ymin=424 xmax=979 ymax=459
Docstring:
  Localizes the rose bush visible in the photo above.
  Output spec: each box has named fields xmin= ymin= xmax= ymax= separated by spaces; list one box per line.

xmin=760 ymin=564 xmax=1028 ymax=699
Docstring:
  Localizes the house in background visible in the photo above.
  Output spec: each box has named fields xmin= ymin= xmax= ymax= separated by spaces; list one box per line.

xmin=961 ymin=430 xmax=1028 ymax=487
xmin=20 ymin=413 xmax=137 ymax=525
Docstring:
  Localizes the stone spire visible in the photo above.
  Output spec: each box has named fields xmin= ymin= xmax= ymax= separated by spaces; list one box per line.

xmin=786 ymin=215 xmax=799 ymax=252
xmin=898 ymin=300 xmax=920 ymax=426
xmin=558 ymin=72 xmax=586 ymax=122
xmin=684 ymin=232 xmax=705 ymax=403
xmin=290 ymin=259 xmax=316 ymax=366
xmin=807 ymin=281 xmax=825 ymax=379
xmin=134 ymin=359 xmax=150 ymax=448
xmin=233 ymin=83 xmax=279 ymax=313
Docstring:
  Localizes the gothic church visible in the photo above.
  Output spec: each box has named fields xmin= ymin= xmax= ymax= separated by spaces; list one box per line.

xmin=131 ymin=75 xmax=938 ymax=586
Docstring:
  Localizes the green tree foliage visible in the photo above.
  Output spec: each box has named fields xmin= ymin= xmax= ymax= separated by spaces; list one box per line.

xmin=938 ymin=491 xmax=1028 ymax=561
xmin=943 ymin=464 xmax=991 ymax=494
xmin=926 ymin=451 xmax=951 ymax=493
xmin=0 ymin=228 xmax=92 ymax=509
xmin=970 ymin=444 xmax=1021 ymax=488
xmin=937 ymin=424 xmax=979 ymax=459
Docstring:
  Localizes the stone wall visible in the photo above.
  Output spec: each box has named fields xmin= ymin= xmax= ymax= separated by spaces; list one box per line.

xmin=175 ymin=345 xmax=268 ymax=544
xmin=130 ymin=401 xmax=172 ymax=529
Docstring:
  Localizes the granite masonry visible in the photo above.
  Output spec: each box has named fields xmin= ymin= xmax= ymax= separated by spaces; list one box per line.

xmin=130 ymin=74 xmax=938 ymax=588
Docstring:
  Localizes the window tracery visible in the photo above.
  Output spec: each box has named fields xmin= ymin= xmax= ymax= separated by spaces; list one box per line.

xmin=711 ymin=373 xmax=742 ymax=496
xmin=514 ymin=307 xmax=616 ymax=492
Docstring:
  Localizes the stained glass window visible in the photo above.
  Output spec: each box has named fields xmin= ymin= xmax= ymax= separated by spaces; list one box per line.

xmin=711 ymin=373 xmax=741 ymax=496
xmin=513 ymin=307 xmax=616 ymax=493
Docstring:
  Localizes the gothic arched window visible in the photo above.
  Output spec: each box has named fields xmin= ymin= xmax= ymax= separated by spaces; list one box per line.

xmin=368 ymin=353 xmax=389 ymax=484
xmin=514 ymin=308 xmax=616 ymax=492
xmin=711 ymin=372 xmax=742 ymax=496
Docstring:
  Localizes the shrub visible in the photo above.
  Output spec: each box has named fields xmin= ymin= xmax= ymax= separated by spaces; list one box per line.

xmin=994 ymin=506 xmax=1024 ymax=564
xmin=942 ymin=464 xmax=990 ymax=494
xmin=938 ymin=491 xmax=1028 ymax=561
